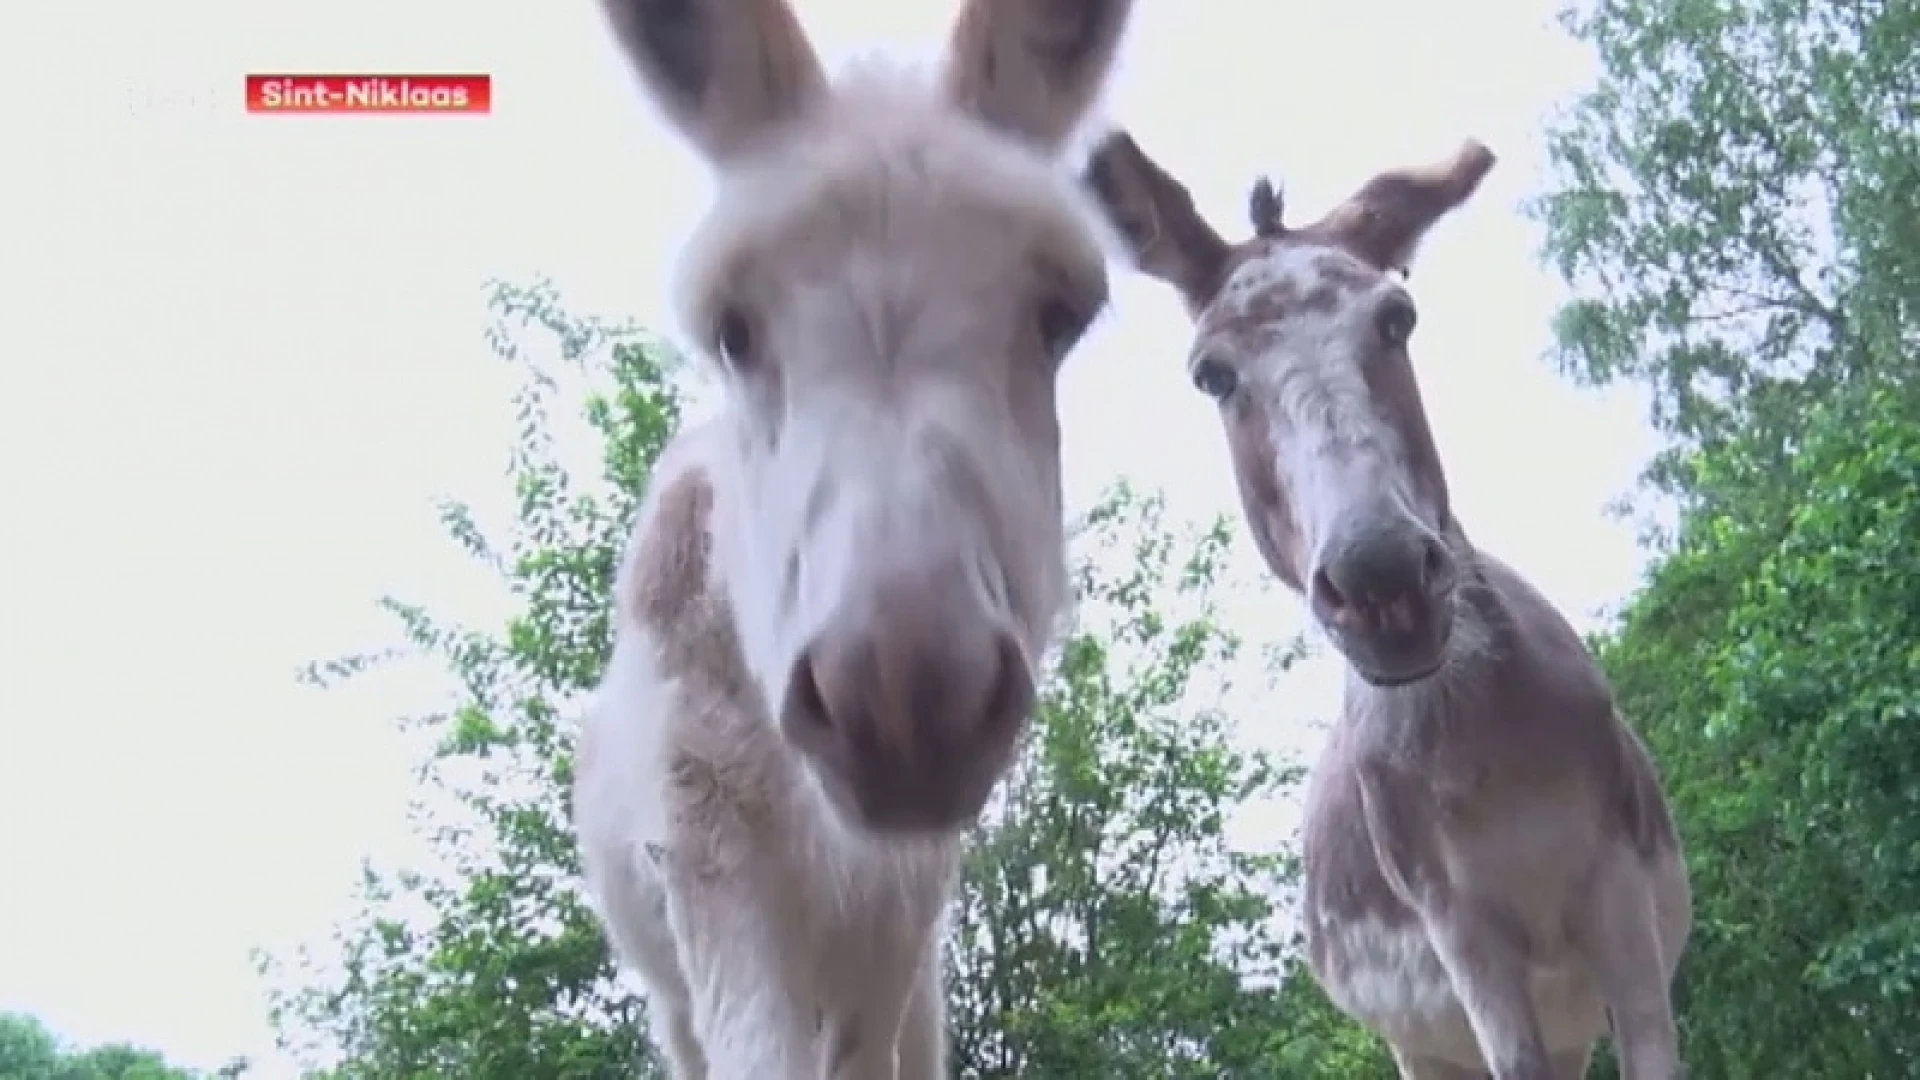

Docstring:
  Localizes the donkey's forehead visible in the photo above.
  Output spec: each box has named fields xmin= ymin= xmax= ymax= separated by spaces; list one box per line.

xmin=674 ymin=74 xmax=1107 ymax=334
xmin=1197 ymin=239 xmax=1383 ymax=342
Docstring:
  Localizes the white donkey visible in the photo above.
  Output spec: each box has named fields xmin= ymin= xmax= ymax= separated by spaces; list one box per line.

xmin=571 ymin=1 xmax=1139 ymax=1076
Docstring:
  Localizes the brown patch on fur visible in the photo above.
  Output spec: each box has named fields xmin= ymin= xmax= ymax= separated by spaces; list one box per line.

xmin=1300 ymin=282 xmax=1342 ymax=315
xmin=630 ymin=469 xmax=718 ymax=630
xmin=667 ymin=749 xmax=731 ymax=815
xmin=1353 ymin=330 xmax=1452 ymax=523
xmin=1261 ymin=253 xmax=1347 ymax=321
xmin=1225 ymin=258 xmax=1303 ymax=321
xmin=1306 ymin=250 xmax=1376 ymax=293
xmin=624 ymin=468 xmax=774 ymax=870
xmin=1222 ymin=405 xmax=1304 ymax=591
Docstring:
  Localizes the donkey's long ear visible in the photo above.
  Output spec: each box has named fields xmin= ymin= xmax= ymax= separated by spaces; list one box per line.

xmin=942 ymin=0 xmax=1137 ymax=152
xmin=1081 ymin=130 xmax=1234 ymax=316
xmin=1310 ymin=140 xmax=1496 ymax=273
xmin=599 ymin=0 xmax=827 ymax=164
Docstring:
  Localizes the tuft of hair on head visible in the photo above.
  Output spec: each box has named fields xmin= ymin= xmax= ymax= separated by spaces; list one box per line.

xmin=1247 ymin=176 xmax=1285 ymax=238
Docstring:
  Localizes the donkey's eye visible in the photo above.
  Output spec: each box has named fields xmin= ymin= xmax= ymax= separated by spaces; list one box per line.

xmin=1191 ymin=354 xmax=1240 ymax=401
xmin=1036 ymin=296 xmax=1090 ymax=359
xmin=1376 ymin=296 xmax=1418 ymax=347
xmin=714 ymin=306 xmax=755 ymax=370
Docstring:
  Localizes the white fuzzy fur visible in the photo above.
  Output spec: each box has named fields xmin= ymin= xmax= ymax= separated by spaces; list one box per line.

xmin=573 ymin=2 xmax=1134 ymax=1076
xmin=576 ymin=424 xmax=969 ymax=1079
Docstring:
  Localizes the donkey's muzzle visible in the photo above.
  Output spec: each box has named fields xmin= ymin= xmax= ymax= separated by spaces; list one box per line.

xmin=1310 ymin=523 xmax=1457 ymax=687
xmin=779 ymin=573 xmax=1034 ymax=833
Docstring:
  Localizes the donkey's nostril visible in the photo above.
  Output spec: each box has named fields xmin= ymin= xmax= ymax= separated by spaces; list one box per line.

xmin=979 ymin=635 xmax=1036 ymax=743
xmin=1420 ymin=535 xmax=1453 ymax=590
xmin=1311 ymin=566 xmax=1349 ymax=614
xmin=781 ymin=618 xmax=1032 ymax=833
xmin=784 ymin=646 xmax=837 ymax=739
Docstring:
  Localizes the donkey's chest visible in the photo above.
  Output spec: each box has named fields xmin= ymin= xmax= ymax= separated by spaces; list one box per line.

xmin=1305 ymin=737 xmax=1609 ymax=918
xmin=1306 ymin=908 xmax=1605 ymax=1065
xmin=1302 ymin=775 xmax=1610 ymax=1062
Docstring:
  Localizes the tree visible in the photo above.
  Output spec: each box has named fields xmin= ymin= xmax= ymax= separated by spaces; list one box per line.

xmin=1537 ymin=0 xmax=1920 ymax=1073
xmin=262 ymin=282 xmax=1372 ymax=1077
xmin=1697 ymin=383 xmax=1920 ymax=1066
xmin=1536 ymin=0 xmax=1917 ymax=521
xmin=1586 ymin=381 xmax=1920 ymax=1077
xmin=0 ymin=1015 xmax=65 ymax=1080
xmin=0 ymin=1013 xmax=206 ymax=1080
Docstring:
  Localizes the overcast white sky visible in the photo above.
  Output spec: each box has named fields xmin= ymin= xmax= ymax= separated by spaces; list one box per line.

xmin=0 ymin=1 xmax=1657 ymax=1075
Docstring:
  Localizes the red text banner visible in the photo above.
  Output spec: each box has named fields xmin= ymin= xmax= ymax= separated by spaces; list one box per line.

xmin=245 ymin=74 xmax=491 ymax=114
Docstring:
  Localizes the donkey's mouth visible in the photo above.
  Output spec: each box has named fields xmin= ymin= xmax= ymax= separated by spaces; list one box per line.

xmin=1348 ymin=653 xmax=1447 ymax=689
xmin=1326 ymin=599 xmax=1456 ymax=690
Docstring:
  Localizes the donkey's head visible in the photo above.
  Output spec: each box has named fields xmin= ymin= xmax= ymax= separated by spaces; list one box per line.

xmin=1081 ymin=132 xmax=1494 ymax=687
xmin=601 ymin=0 xmax=1134 ymax=832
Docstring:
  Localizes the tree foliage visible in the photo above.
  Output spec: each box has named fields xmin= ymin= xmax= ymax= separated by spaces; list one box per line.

xmin=1537 ymin=0 xmax=1917 ymax=516
xmin=1591 ymin=382 xmax=1920 ymax=1076
xmin=260 ymin=281 xmax=675 ymax=1079
xmin=0 ymin=1013 xmax=224 ymax=1080
xmin=262 ymin=282 xmax=1376 ymax=1078
xmin=1540 ymin=0 xmax=1920 ymax=1074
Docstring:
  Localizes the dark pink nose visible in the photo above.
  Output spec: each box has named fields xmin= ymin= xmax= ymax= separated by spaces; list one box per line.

xmin=778 ymin=570 xmax=1034 ymax=832
xmin=1309 ymin=519 xmax=1457 ymax=687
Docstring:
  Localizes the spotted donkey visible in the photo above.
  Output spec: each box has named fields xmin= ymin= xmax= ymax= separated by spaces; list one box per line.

xmin=1078 ymin=131 xmax=1692 ymax=1079
xmin=570 ymin=1 xmax=1140 ymax=1077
